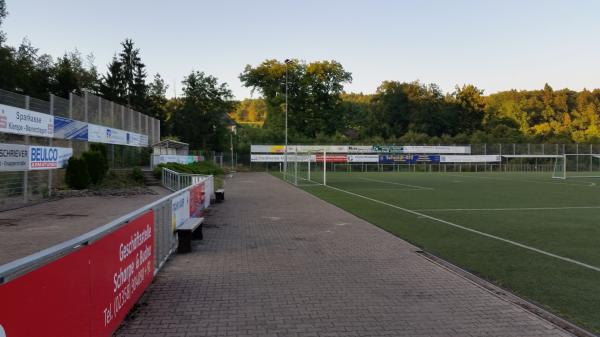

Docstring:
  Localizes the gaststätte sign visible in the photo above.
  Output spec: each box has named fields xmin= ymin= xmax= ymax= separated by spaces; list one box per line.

xmin=0 ymin=103 xmax=54 ymax=138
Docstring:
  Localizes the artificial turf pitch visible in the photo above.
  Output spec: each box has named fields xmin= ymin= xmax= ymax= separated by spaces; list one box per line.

xmin=277 ymin=171 xmax=600 ymax=333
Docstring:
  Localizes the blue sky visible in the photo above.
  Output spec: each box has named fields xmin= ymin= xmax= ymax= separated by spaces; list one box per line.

xmin=3 ymin=0 xmax=599 ymax=99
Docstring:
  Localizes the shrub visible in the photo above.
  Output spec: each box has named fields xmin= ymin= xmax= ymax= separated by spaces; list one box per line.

xmin=157 ymin=161 xmax=224 ymax=176
xmin=83 ymin=151 xmax=108 ymax=185
xmin=65 ymin=157 xmax=91 ymax=189
xmin=130 ymin=167 xmax=145 ymax=184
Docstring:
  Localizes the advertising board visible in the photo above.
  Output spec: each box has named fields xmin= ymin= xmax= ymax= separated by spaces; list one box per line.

xmin=0 ymin=210 xmax=155 ymax=337
xmin=28 ymin=146 xmax=73 ymax=170
xmin=189 ymin=183 xmax=205 ymax=218
xmin=53 ymin=116 xmax=88 ymax=141
xmin=440 ymin=155 xmax=501 ymax=163
xmin=0 ymin=103 xmax=54 ymax=138
xmin=347 ymin=154 xmax=379 ymax=163
xmin=0 ymin=144 xmax=29 ymax=171
xmin=171 ymin=191 xmax=190 ymax=231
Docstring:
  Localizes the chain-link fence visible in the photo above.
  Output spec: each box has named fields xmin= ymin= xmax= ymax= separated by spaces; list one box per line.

xmin=0 ymin=89 xmax=161 ymax=209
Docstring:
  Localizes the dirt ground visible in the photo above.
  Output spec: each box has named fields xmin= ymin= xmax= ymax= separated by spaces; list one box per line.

xmin=0 ymin=186 xmax=170 ymax=266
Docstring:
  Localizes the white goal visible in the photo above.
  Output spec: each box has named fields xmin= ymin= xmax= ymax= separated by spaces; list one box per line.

xmin=552 ymin=154 xmax=600 ymax=179
xmin=284 ymin=149 xmax=328 ymax=186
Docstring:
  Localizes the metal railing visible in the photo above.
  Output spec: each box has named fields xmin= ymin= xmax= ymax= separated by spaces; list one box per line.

xmin=161 ymin=167 xmax=209 ymax=191
xmin=0 ymin=184 xmax=194 ymax=284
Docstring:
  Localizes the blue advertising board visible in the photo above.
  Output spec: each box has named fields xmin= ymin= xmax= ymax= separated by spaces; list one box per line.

xmin=53 ymin=116 xmax=88 ymax=141
xmin=379 ymin=154 xmax=440 ymax=164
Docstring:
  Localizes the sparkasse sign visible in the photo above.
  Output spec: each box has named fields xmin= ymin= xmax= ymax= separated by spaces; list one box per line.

xmin=0 ymin=104 xmax=54 ymax=138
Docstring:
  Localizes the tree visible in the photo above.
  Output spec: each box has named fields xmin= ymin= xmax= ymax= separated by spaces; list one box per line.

xmin=171 ymin=71 xmax=234 ymax=150
xmin=50 ymin=51 xmax=100 ymax=97
xmin=100 ymin=56 xmax=126 ymax=103
xmin=147 ymin=73 xmax=169 ymax=130
xmin=239 ymin=59 xmax=352 ymax=139
xmin=0 ymin=0 xmax=7 ymax=44
xmin=451 ymin=84 xmax=485 ymax=133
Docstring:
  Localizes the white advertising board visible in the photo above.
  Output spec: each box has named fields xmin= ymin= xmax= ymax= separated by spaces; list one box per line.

xmin=440 ymin=155 xmax=501 ymax=163
xmin=0 ymin=144 xmax=29 ymax=171
xmin=347 ymin=154 xmax=379 ymax=162
xmin=88 ymin=124 xmax=128 ymax=145
xmin=347 ymin=146 xmax=373 ymax=153
xmin=0 ymin=104 xmax=54 ymax=138
xmin=250 ymin=154 xmax=316 ymax=162
xmin=251 ymin=145 xmax=349 ymax=153
xmin=171 ymin=191 xmax=190 ymax=229
xmin=400 ymin=146 xmax=471 ymax=154
xmin=28 ymin=146 xmax=73 ymax=170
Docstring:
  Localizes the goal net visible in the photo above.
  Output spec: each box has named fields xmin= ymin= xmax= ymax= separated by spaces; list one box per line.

xmin=553 ymin=154 xmax=600 ymax=179
xmin=284 ymin=149 xmax=327 ymax=186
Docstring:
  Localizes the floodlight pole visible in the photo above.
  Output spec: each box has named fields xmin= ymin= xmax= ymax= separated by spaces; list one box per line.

xmin=323 ymin=150 xmax=327 ymax=186
xmin=284 ymin=59 xmax=290 ymax=181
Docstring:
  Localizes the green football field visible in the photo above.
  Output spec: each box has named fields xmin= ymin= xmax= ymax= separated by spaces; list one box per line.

xmin=275 ymin=170 xmax=600 ymax=333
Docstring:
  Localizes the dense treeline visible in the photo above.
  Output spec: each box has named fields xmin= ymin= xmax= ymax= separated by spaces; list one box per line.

xmin=0 ymin=0 xmax=232 ymax=151
xmin=3 ymin=0 xmax=600 ymax=156
xmin=235 ymin=59 xmax=600 ymax=153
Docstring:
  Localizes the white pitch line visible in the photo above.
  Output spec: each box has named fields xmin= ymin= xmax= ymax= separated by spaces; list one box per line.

xmin=325 ymin=184 xmax=600 ymax=273
xmin=352 ymin=188 xmax=431 ymax=192
xmin=358 ymin=177 xmax=434 ymax=190
xmin=443 ymin=174 xmax=596 ymax=187
xmin=414 ymin=206 xmax=600 ymax=212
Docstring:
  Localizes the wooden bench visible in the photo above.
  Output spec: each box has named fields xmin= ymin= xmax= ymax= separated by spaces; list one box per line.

xmin=176 ymin=217 xmax=204 ymax=253
xmin=215 ymin=189 xmax=225 ymax=202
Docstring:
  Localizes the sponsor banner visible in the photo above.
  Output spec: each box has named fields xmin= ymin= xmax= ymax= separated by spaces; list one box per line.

xmin=29 ymin=146 xmax=73 ymax=170
xmin=89 ymin=211 xmax=154 ymax=335
xmin=440 ymin=155 xmax=501 ymax=163
xmin=379 ymin=154 xmax=440 ymax=164
xmin=316 ymin=154 xmax=347 ymax=163
xmin=89 ymin=124 xmax=128 ymax=145
xmin=0 ymin=103 xmax=54 ymax=138
xmin=0 ymin=143 xmax=29 ymax=171
xmin=373 ymin=145 xmax=471 ymax=154
xmin=0 ymin=210 xmax=155 ymax=337
xmin=153 ymin=154 xmax=202 ymax=166
xmin=250 ymin=154 xmax=315 ymax=162
xmin=189 ymin=182 xmax=206 ymax=217
xmin=251 ymin=145 xmax=286 ymax=153
xmin=347 ymin=154 xmax=379 ymax=163
xmin=171 ymin=191 xmax=190 ymax=231
xmin=53 ymin=116 xmax=88 ymax=141
xmin=251 ymin=154 xmax=283 ymax=162
xmin=251 ymin=145 xmax=349 ymax=153
xmin=128 ymin=133 xmax=149 ymax=147
xmin=347 ymin=145 xmax=374 ymax=153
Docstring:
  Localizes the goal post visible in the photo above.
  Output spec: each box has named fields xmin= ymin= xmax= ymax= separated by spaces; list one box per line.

xmin=287 ymin=148 xmax=327 ymax=187
xmin=557 ymin=153 xmax=600 ymax=179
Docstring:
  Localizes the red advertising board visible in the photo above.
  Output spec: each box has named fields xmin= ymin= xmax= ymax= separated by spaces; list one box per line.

xmin=189 ymin=182 xmax=205 ymax=217
xmin=0 ymin=210 xmax=154 ymax=337
xmin=315 ymin=154 xmax=347 ymax=163
xmin=90 ymin=210 xmax=155 ymax=335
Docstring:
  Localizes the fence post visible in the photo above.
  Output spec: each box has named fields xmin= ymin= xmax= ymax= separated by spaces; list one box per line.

xmin=23 ymin=96 xmax=30 ymax=203
xmin=84 ymin=92 xmax=89 ymax=151
xmin=48 ymin=94 xmax=54 ymax=197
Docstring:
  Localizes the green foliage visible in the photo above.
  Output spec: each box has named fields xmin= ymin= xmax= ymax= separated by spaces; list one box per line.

xmin=170 ymin=71 xmax=234 ymax=151
xmin=130 ymin=167 xmax=144 ymax=183
xmin=240 ymin=59 xmax=352 ymax=138
xmin=82 ymin=150 xmax=108 ymax=185
xmin=65 ymin=157 xmax=91 ymax=189
xmin=157 ymin=161 xmax=224 ymax=176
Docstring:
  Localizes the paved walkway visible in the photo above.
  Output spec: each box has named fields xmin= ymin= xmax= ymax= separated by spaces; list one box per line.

xmin=116 ymin=173 xmax=573 ymax=337
xmin=0 ymin=186 xmax=169 ymax=265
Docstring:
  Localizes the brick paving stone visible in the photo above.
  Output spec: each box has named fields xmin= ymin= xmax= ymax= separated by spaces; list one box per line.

xmin=115 ymin=172 xmax=574 ymax=337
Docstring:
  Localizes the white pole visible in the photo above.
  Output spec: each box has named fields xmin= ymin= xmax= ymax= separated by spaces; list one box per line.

xmin=323 ymin=150 xmax=327 ymax=186
xmin=294 ymin=147 xmax=298 ymax=186
xmin=284 ymin=59 xmax=289 ymax=182
xmin=308 ymin=153 xmax=311 ymax=181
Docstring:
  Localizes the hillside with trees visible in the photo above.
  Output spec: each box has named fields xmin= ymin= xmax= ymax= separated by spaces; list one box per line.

xmin=3 ymin=0 xmax=600 ymax=156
